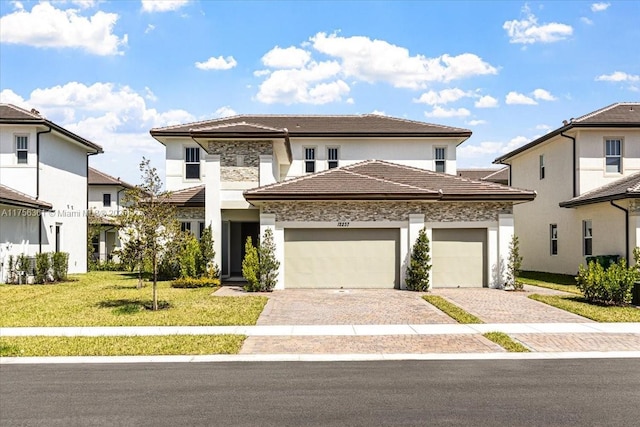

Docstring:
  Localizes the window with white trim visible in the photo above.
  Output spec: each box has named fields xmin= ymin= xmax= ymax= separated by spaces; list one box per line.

xmin=199 ymin=222 xmax=205 ymax=239
xmin=605 ymin=139 xmax=622 ymax=173
xmin=434 ymin=147 xmax=446 ymax=173
xmin=539 ymin=155 xmax=545 ymax=180
xmin=103 ymin=193 xmax=112 ymax=207
xmin=185 ymin=147 xmax=200 ymax=179
xmin=550 ymin=224 xmax=558 ymax=255
xmin=327 ymin=147 xmax=339 ymax=169
xmin=16 ymin=135 xmax=28 ymax=164
xmin=181 ymin=222 xmax=191 ymax=233
xmin=304 ymin=147 xmax=316 ymax=173
xmin=583 ymin=220 xmax=592 ymax=256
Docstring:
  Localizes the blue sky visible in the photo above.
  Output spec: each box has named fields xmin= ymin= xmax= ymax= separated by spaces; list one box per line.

xmin=1 ymin=0 xmax=638 ymax=185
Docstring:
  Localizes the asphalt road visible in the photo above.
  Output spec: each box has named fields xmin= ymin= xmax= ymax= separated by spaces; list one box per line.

xmin=1 ymin=359 xmax=639 ymax=426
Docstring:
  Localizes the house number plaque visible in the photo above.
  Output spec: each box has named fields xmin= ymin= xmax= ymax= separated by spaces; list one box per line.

xmin=337 ymin=221 xmax=350 ymax=227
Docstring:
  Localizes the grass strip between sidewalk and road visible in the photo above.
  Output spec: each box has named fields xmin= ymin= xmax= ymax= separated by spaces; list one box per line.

xmin=0 ymin=335 xmax=246 ymax=357
xmin=529 ymin=294 xmax=640 ymax=322
xmin=482 ymin=332 xmax=530 ymax=352
xmin=422 ymin=295 xmax=483 ymax=324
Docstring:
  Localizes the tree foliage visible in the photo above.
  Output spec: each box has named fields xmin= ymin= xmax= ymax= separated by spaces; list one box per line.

xmin=506 ymin=235 xmax=523 ymax=290
xmin=199 ymin=225 xmax=219 ymax=279
xmin=258 ymin=228 xmax=280 ymax=292
xmin=405 ymin=227 xmax=432 ymax=291
xmin=242 ymin=236 xmax=260 ymax=291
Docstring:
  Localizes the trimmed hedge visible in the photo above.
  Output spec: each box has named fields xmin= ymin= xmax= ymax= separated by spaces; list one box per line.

xmin=170 ymin=277 xmax=221 ymax=288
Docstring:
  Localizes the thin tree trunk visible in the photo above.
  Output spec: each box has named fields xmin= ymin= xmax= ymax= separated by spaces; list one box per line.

xmin=152 ymin=242 xmax=158 ymax=311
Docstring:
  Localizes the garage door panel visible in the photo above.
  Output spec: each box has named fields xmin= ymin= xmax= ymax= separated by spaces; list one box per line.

xmin=432 ymin=228 xmax=486 ymax=288
xmin=285 ymin=228 xmax=399 ymax=288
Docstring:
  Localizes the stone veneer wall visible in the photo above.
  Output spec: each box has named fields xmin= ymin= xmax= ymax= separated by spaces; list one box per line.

xmin=207 ymin=140 xmax=272 ymax=183
xmin=261 ymin=201 xmax=513 ymax=223
xmin=176 ymin=207 xmax=205 ymax=220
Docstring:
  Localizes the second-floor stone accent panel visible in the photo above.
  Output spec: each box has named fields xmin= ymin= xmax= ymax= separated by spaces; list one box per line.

xmin=176 ymin=207 xmax=205 ymax=220
xmin=261 ymin=201 xmax=513 ymax=223
xmin=206 ymin=140 xmax=273 ymax=167
xmin=221 ymin=167 xmax=258 ymax=182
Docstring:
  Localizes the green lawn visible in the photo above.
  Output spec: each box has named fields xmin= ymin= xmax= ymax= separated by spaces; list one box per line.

xmin=519 ymin=271 xmax=581 ymax=294
xmin=482 ymin=332 xmax=530 ymax=352
xmin=529 ymin=294 xmax=640 ymax=322
xmin=423 ymin=295 xmax=483 ymax=324
xmin=0 ymin=335 xmax=245 ymax=357
xmin=0 ymin=271 xmax=267 ymax=327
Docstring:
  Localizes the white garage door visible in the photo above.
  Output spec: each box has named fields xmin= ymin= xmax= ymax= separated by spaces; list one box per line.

xmin=284 ymin=228 xmax=399 ymax=288
xmin=432 ymin=228 xmax=486 ymax=288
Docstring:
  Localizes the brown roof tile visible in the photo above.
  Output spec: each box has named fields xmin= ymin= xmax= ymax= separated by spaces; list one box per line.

xmin=0 ymin=184 xmax=53 ymax=210
xmin=164 ymin=185 xmax=205 ymax=207
xmin=244 ymin=160 xmax=535 ymax=201
xmin=88 ymin=167 xmax=134 ymax=188
xmin=560 ymin=172 xmax=640 ymax=207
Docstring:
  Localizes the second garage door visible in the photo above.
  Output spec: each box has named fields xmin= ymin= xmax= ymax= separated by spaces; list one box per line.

xmin=432 ymin=228 xmax=486 ymax=288
xmin=284 ymin=228 xmax=399 ymax=288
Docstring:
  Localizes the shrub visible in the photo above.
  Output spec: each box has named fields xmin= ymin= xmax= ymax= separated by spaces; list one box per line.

xmin=585 ymin=255 xmax=620 ymax=270
xmin=199 ymin=225 xmax=220 ymax=279
xmin=405 ymin=227 xmax=432 ymax=291
xmin=179 ymin=233 xmax=201 ymax=279
xmin=258 ymin=228 xmax=280 ymax=292
xmin=576 ymin=259 xmax=638 ymax=305
xmin=16 ymin=254 xmax=31 ymax=284
xmin=52 ymin=252 xmax=69 ymax=282
xmin=506 ymin=235 xmax=524 ymax=290
xmin=242 ymin=236 xmax=260 ymax=292
xmin=35 ymin=252 xmax=51 ymax=284
xmin=6 ymin=255 xmax=16 ymax=284
xmin=92 ymin=260 xmax=123 ymax=271
xmin=171 ymin=277 xmax=221 ymax=288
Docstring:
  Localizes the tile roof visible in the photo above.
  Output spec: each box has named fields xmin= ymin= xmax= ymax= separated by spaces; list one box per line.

xmin=151 ymin=114 xmax=471 ymax=137
xmin=559 ymin=172 xmax=640 ymax=207
xmin=244 ymin=160 xmax=535 ymax=202
xmin=0 ymin=103 xmax=103 ymax=153
xmin=88 ymin=167 xmax=134 ymax=188
xmin=164 ymin=185 xmax=205 ymax=207
xmin=0 ymin=184 xmax=53 ymax=210
xmin=495 ymin=102 xmax=640 ymax=164
xmin=457 ymin=167 xmax=509 ymax=184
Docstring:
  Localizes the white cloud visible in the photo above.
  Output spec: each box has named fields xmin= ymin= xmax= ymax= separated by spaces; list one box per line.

xmin=145 ymin=24 xmax=155 ymax=34
xmin=505 ymin=91 xmax=537 ymax=105
xmin=371 ymin=110 xmax=386 ymax=116
xmin=475 ymin=95 xmax=498 ymax=108
xmin=141 ymin=0 xmax=189 ymax=13
xmin=503 ymin=5 xmax=573 ymax=44
xmin=195 ymin=56 xmax=237 ymax=70
xmin=0 ymin=89 xmax=28 ymax=107
xmin=413 ymin=88 xmax=472 ymax=105
xmin=261 ymin=46 xmax=311 ymax=68
xmin=424 ymin=106 xmax=471 ymax=118
xmin=591 ymin=2 xmax=610 ymax=12
xmin=580 ymin=17 xmax=594 ymax=25
xmin=0 ymin=2 xmax=127 ymax=55
xmin=144 ymin=87 xmax=157 ymax=101
xmin=214 ymin=106 xmax=237 ymax=118
xmin=467 ymin=119 xmax=487 ymax=126
xmin=536 ymin=124 xmax=552 ymax=131
xmin=346 ymin=97 xmax=355 ymax=104
xmin=458 ymin=135 xmax=531 ymax=158
xmin=595 ymin=71 xmax=640 ymax=82
xmin=532 ymin=88 xmax=557 ymax=101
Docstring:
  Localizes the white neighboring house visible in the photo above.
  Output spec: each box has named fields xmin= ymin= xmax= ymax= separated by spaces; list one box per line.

xmin=0 ymin=104 xmax=103 ymax=280
xmin=495 ymin=102 xmax=640 ymax=275
xmin=88 ymin=167 xmax=134 ymax=263
xmin=151 ymin=114 xmax=535 ymax=289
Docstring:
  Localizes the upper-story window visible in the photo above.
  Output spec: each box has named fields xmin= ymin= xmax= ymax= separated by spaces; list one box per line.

xmin=16 ymin=135 xmax=28 ymax=164
xmin=304 ymin=147 xmax=316 ymax=173
xmin=539 ymin=155 xmax=545 ymax=180
xmin=327 ymin=147 xmax=339 ymax=169
xmin=434 ymin=147 xmax=446 ymax=173
xmin=185 ymin=147 xmax=200 ymax=179
xmin=103 ymin=193 xmax=111 ymax=207
xmin=605 ymin=139 xmax=622 ymax=173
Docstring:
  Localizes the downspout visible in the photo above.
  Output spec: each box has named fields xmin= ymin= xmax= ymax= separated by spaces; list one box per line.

xmin=560 ymin=131 xmax=577 ymax=197
xmin=610 ymin=200 xmax=629 ymax=264
xmin=36 ymin=126 xmax=52 ymax=254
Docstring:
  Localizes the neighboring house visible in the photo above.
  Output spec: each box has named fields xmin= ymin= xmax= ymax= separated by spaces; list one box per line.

xmin=0 ymin=104 xmax=103 ymax=280
xmin=495 ymin=102 xmax=640 ymax=275
xmin=151 ymin=114 xmax=534 ymax=289
xmin=88 ymin=167 xmax=134 ymax=262
xmin=457 ymin=167 xmax=509 ymax=185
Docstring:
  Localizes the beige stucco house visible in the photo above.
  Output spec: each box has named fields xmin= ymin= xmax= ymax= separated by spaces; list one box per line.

xmin=495 ymin=102 xmax=640 ymax=275
xmin=151 ymin=114 xmax=535 ymax=289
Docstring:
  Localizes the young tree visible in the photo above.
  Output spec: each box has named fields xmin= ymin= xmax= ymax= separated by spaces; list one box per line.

xmin=405 ymin=227 xmax=432 ymax=291
xmin=121 ymin=158 xmax=178 ymax=310
xmin=506 ymin=234 xmax=524 ymax=290
xmin=258 ymin=228 xmax=280 ymax=292
xmin=198 ymin=225 xmax=219 ymax=279
xmin=241 ymin=236 xmax=260 ymax=292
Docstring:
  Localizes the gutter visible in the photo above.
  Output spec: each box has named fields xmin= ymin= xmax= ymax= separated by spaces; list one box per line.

xmin=560 ymin=131 xmax=577 ymax=197
xmin=36 ymin=125 xmax=52 ymax=254
xmin=610 ymin=200 xmax=630 ymax=264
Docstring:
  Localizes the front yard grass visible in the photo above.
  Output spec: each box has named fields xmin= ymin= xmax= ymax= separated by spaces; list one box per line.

xmin=422 ymin=295 xmax=482 ymax=323
xmin=529 ymin=294 xmax=640 ymax=322
xmin=0 ymin=271 xmax=267 ymax=327
xmin=519 ymin=271 xmax=581 ymax=294
xmin=0 ymin=335 xmax=245 ymax=357
xmin=482 ymin=332 xmax=530 ymax=352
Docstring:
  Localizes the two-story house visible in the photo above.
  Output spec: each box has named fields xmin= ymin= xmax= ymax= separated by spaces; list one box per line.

xmin=0 ymin=104 xmax=103 ymax=279
xmin=151 ymin=114 xmax=535 ymax=289
xmin=495 ymin=102 xmax=640 ymax=275
xmin=88 ymin=167 xmax=134 ymax=263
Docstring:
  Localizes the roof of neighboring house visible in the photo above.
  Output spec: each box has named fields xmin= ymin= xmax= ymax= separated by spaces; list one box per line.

xmin=559 ymin=172 xmax=640 ymax=208
xmin=0 ymin=184 xmax=53 ymax=210
xmin=88 ymin=167 xmax=134 ymax=189
xmin=0 ymin=104 xmax=103 ymax=153
xmin=244 ymin=160 xmax=535 ymax=202
xmin=151 ymin=114 xmax=472 ymax=139
xmin=164 ymin=185 xmax=205 ymax=207
xmin=495 ymin=102 xmax=640 ymax=164
xmin=457 ymin=167 xmax=509 ymax=184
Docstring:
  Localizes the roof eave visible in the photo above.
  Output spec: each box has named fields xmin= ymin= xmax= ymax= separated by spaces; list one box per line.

xmin=1 ymin=118 xmax=103 ymax=153
xmin=559 ymin=192 xmax=638 ymax=208
xmin=0 ymin=198 xmax=53 ymax=211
